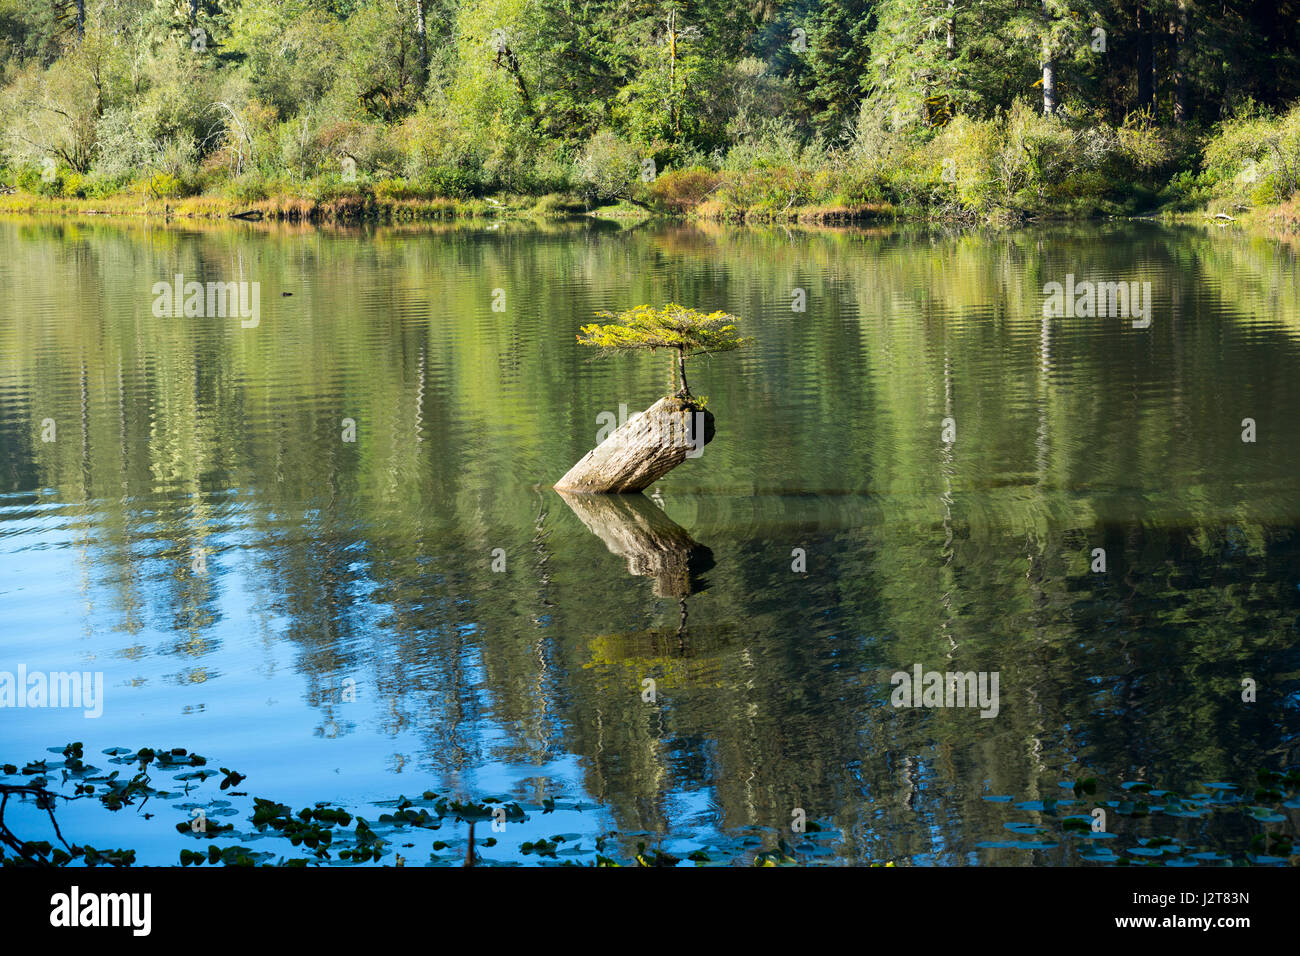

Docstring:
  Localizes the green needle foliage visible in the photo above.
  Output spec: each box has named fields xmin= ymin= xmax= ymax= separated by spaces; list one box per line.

xmin=576 ymin=304 xmax=744 ymax=398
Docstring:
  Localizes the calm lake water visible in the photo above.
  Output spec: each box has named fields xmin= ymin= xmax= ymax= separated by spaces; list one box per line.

xmin=1 ymin=217 xmax=1298 ymax=865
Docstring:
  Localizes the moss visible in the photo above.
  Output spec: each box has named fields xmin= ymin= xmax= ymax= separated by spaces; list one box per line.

xmin=664 ymin=394 xmax=708 ymax=412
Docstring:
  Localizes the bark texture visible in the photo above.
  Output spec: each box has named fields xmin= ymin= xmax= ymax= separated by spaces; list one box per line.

xmin=555 ymin=397 xmax=715 ymax=493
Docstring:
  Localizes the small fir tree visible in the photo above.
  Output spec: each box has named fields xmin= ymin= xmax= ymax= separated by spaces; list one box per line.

xmin=576 ymin=304 xmax=744 ymax=399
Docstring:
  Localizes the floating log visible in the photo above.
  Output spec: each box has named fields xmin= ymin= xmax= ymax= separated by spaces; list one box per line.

xmin=555 ymin=396 xmax=714 ymax=493
xmin=555 ymin=489 xmax=713 ymax=597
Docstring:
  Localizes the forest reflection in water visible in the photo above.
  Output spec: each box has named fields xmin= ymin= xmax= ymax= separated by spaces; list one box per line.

xmin=0 ymin=217 xmax=1298 ymax=863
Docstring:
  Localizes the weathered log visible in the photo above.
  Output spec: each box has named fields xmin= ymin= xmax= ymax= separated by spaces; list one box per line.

xmin=555 ymin=489 xmax=713 ymax=597
xmin=555 ymin=396 xmax=714 ymax=493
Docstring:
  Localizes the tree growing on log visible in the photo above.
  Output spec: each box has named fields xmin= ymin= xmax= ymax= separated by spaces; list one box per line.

xmin=576 ymin=304 xmax=743 ymax=399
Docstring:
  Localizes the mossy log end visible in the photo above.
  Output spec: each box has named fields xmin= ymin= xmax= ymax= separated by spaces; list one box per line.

xmin=555 ymin=396 xmax=715 ymax=493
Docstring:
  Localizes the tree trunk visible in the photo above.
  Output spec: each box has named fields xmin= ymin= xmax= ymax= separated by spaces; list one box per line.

xmin=1172 ymin=0 xmax=1187 ymax=123
xmin=1136 ymin=5 xmax=1154 ymax=113
xmin=414 ymin=0 xmax=428 ymax=73
xmin=500 ymin=45 xmax=533 ymax=115
xmin=667 ymin=7 xmax=680 ymax=139
xmin=555 ymin=397 xmax=715 ymax=493
xmin=1041 ymin=2 xmax=1055 ymax=116
xmin=947 ymin=0 xmax=955 ymax=58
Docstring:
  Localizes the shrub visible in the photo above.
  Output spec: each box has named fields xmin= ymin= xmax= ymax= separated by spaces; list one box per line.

xmin=81 ymin=174 xmax=128 ymax=199
xmin=1116 ymin=112 xmax=1174 ymax=173
xmin=998 ymin=100 xmax=1089 ymax=206
xmin=574 ymin=130 xmax=642 ymax=205
xmin=531 ymin=192 xmax=587 ymax=217
xmin=373 ymin=177 xmax=415 ymax=201
xmin=138 ymin=171 xmax=193 ymax=199
xmin=16 ymin=164 xmax=60 ymax=195
xmin=648 ymin=167 xmax=722 ymax=213
xmin=1202 ymin=105 xmax=1278 ymax=204
xmin=846 ymin=98 xmax=920 ymax=173
xmin=226 ymin=172 xmax=272 ymax=204
xmin=1158 ymin=169 xmax=1214 ymax=211
xmin=418 ymin=165 xmax=481 ymax=199
xmin=720 ymin=117 xmax=814 ymax=172
xmin=714 ymin=166 xmax=817 ymax=214
xmin=60 ymin=172 xmax=86 ymax=198
xmin=520 ymin=147 xmax=577 ymax=196
xmin=932 ymin=114 xmax=1003 ymax=214
xmin=1195 ymin=102 xmax=1300 ymax=207
xmin=1266 ymin=107 xmax=1300 ymax=199
xmin=299 ymin=172 xmax=377 ymax=203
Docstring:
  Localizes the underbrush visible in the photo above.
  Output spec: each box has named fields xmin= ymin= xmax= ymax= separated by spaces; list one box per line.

xmin=8 ymin=97 xmax=1300 ymax=226
xmin=636 ymin=99 xmax=1192 ymax=223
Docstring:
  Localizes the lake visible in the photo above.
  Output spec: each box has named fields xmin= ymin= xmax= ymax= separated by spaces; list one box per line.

xmin=1 ymin=217 xmax=1298 ymax=865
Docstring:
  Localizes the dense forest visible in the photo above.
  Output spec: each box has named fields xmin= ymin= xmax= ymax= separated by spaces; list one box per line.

xmin=2 ymin=1 xmax=1300 ymax=220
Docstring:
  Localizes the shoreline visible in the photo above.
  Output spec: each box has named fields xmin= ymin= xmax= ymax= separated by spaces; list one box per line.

xmin=2 ymin=187 xmax=1297 ymax=234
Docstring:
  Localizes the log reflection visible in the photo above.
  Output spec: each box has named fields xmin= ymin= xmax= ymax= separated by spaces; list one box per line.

xmin=555 ymin=490 xmax=713 ymax=599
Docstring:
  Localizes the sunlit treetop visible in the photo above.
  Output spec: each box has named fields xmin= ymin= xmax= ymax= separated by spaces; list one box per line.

xmin=576 ymin=304 xmax=745 ymax=398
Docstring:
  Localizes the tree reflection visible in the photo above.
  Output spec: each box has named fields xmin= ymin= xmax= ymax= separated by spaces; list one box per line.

xmin=555 ymin=489 xmax=713 ymax=600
